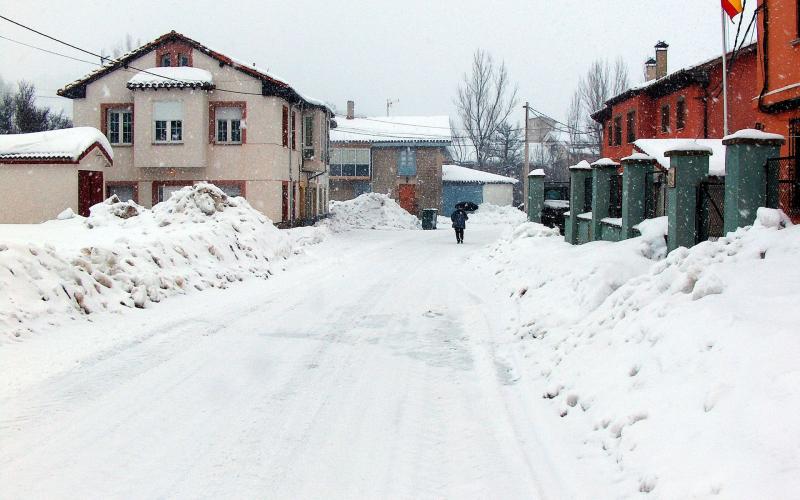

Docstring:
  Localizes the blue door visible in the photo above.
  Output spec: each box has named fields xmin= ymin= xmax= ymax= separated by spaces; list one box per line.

xmin=442 ymin=183 xmax=483 ymax=213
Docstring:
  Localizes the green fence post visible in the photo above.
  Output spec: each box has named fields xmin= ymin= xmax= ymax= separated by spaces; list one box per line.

xmin=722 ymin=129 xmax=785 ymax=233
xmin=665 ymin=143 xmax=713 ymax=252
xmin=527 ymin=169 xmax=546 ymax=223
xmin=590 ymin=158 xmax=620 ymax=242
xmin=566 ymin=161 xmax=592 ymax=244
xmin=621 ymin=153 xmax=657 ymax=239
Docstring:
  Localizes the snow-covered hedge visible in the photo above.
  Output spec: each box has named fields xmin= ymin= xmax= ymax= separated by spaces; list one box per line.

xmin=476 ymin=211 xmax=800 ymax=497
xmin=1 ymin=184 xmax=319 ymax=341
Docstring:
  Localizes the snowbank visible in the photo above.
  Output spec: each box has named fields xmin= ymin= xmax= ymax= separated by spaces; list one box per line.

xmin=322 ymin=193 xmax=421 ymax=231
xmin=476 ymin=211 xmax=800 ymax=498
xmin=0 ymin=184 xmax=321 ymax=341
xmin=468 ymin=203 xmax=527 ymax=226
xmin=443 ymin=164 xmax=518 ymax=184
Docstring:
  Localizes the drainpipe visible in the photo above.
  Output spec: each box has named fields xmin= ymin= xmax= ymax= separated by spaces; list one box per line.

xmin=288 ymin=102 xmax=300 ymax=227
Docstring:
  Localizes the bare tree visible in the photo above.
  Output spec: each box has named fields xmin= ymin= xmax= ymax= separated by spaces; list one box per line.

xmin=456 ymin=50 xmax=519 ymax=168
xmin=575 ymin=58 xmax=629 ymax=154
xmin=490 ymin=121 xmax=523 ymax=170
xmin=100 ymin=34 xmax=142 ymax=63
xmin=566 ymin=91 xmax=583 ymax=162
xmin=448 ymin=118 xmax=471 ymax=164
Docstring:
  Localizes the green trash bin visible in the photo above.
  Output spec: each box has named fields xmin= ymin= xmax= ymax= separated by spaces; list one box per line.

xmin=422 ymin=208 xmax=438 ymax=230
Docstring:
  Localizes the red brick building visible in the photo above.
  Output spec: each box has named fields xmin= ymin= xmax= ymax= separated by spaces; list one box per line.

xmin=592 ymin=42 xmax=759 ymax=161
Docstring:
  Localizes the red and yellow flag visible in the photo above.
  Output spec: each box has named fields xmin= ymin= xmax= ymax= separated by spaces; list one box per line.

xmin=722 ymin=0 xmax=744 ymax=19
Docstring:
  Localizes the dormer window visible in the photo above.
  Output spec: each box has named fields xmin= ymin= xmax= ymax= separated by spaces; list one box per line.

xmin=178 ymin=53 xmax=189 ymax=67
xmin=160 ymin=53 xmax=171 ymax=67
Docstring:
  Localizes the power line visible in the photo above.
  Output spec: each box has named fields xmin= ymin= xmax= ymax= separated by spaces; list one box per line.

xmin=0 ymin=15 xmax=299 ymax=99
xmin=0 ymin=34 xmax=101 ymax=66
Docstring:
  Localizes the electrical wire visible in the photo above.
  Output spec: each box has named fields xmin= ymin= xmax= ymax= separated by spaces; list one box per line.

xmin=0 ymin=15 xmax=300 ymax=99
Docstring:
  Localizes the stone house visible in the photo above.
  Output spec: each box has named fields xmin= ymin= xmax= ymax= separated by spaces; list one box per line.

xmin=329 ymin=102 xmax=451 ymax=216
xmin=57 ymin=31 xmax=334 ymax=225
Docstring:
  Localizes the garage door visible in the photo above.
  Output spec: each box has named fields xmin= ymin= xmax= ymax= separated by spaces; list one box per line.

xmin=442 ymin=183 xmax=483 ymax=213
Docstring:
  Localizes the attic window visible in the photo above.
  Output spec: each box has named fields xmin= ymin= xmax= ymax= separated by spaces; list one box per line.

xmin=178 ymin=54 xmax=190 ymax=67
xmin=160 ymin=53 xmax=171 ymax=67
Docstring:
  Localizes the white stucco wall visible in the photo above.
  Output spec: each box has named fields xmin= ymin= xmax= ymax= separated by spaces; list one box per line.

xmin=68 ymin=42 xmax=330 ymax=221
xmin=0 ymin=152 xmax=109 ymax=224
xmin=482 ymin=183 xmax=514 ymax=206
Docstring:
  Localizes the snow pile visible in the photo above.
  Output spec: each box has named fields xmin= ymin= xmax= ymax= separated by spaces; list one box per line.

xmin=0 ymin=184 xmax=311 ymax=340
xmin=0 ymin=127 xmax=112 ymax=161
xmin=468 ymin=203 xmax=527 ymax=226
xmin=323 ymin=193 xmax=421 ymax=231
xmin=478 ymin=211 xmax=800 ymax=497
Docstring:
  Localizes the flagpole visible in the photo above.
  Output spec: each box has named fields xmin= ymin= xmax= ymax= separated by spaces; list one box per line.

xmin=721 ymin=8 xmax=730 ymax=136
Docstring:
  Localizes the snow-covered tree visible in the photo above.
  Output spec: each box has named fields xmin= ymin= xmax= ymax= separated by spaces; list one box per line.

xmin=575 ymin=57 xmax=629 ymax=154
xmin=0 ymin=80 xmax=72 ymax=134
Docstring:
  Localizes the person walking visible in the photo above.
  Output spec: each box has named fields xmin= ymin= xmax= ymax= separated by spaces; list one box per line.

xmin=450 ymin=206 xmax=469 ymax=244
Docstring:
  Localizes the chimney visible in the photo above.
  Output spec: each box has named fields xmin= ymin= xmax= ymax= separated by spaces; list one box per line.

xmin=645 ymin=57 xmax=657 ymax=81
xmin=346 ymin=100 xmax=354 ymax=120
xmin=655 ymin=41 xmax=669 ymax=79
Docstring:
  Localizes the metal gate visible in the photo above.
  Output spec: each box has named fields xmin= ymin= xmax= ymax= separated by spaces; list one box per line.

xmin=644 ymin=170 xmax=666 ymax=219
xmin=766 ymin=157 xmax=799 ymax=217
xmin=696 ymin=178 xmax=725 ymax=243
xmin=608 ymin=174 xmax=623 ymax=218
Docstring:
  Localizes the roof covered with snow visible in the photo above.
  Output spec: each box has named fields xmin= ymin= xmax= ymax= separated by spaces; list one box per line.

xmin=331 ymin=116 xmax=452 ymax=144
xmin=0 ymin=127 xmax=113 ymax=162
xmin=633 ymin=139 xmax=725 ymax=176
xmin=127 ymin=67 xmax=214 ymax=89
xmin=57 ymin=31 xmax=332 ymax=113
xmin=442 ymin=164 xmax=518 ymax=184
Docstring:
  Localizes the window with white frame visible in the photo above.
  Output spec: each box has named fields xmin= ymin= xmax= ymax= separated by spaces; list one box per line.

xmin=107 ymin=108 xmax=133 ymax=145
xmin=216 ymin=107 xmax=242 ymax=144
xmin=303 ymin=115 xmax=314 ymax=158
xmin=398 ymin=147 xmax=417 ymax=176
xmin=330 ymin=148 xmax=370 ymax=177
xmin=153 ymin=101 xmax=183 ymax=143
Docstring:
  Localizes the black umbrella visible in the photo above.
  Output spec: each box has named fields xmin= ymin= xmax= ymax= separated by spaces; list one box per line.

xmin=455 ymin=201 xmax=479 ymax=212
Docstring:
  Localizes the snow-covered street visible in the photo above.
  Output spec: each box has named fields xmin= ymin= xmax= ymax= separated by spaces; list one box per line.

xmin=0 ymin=224 xmax=590 ymax=499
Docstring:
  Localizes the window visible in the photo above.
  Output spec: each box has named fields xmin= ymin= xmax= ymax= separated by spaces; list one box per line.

xmin=398 ymin=147 xmax=417 ymax=176
xmin=160 ymin=53 xmax=171 ymax=67
xmin=676 ymin=98 xmax=686 ymax=130
xmin=607 ymin=123 xmax=613 ymax=146
xmin=107 ymin=108 xmax=133 ymax=145
xmin=282 ymin=106 xmax=289 ymax=147
xmin=661 ymin=104 xmax=671 ymax=133
xmin=626 ymin=110 xmax=636 ymax=143
xmin=177 ymin=54 xmax=189 ymax=67
xmin=107 ymin=183 xmax=136 ymax=203
xmin=216 ymin=183 xmax=242 ymax=198
xmin=303 ymin=115 xmax=314 ymax=159
xmin=613 ymin=116 xmax=622 ymax=146
xmin=291 ymin=112 xmax=297 ymax=150
xmin=157 ymin=183 xmax=192 ymax=203
xmin=330 ymin=148 xmax=370 ymax=177
xmin=153 ymin=101 xmax=183 ymax=143
xmin=215 ymin=107 xmax=243 ymax=144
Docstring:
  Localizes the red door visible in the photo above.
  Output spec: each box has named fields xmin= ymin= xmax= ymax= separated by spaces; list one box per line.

xmin=398 ymin=184 xmax=417 ymax=215
xmin=78 ymin=170 xmax=104 ymax=217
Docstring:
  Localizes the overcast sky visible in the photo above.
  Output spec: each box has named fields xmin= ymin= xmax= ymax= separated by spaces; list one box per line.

xmin=0 ymin=0 xmax=757 ymax=124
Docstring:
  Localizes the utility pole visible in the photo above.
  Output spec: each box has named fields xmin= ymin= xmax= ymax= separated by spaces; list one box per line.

xmin=386 ymin=98 xmax=398 ymax=117
xmin=720 ymin=11 xmax=730 ymax=136
xmin=523 ymin=102 xmax=530 ymax=212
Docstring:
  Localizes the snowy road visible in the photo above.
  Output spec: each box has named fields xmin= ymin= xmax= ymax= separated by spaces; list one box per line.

xmin=1 ymin=226 xmax=587 ymax=499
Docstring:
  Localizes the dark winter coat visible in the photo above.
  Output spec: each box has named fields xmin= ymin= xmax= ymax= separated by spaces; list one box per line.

xmin=450 ymin=209 xmax=469 ymax=229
